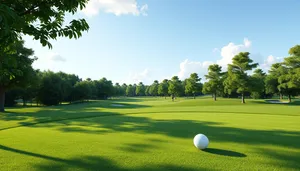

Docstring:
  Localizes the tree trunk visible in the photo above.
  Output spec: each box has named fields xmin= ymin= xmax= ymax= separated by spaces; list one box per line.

xmin=241 ymin=93 xmax=245 ymax=104
xmin=193 ymin=94 xmax=196 ymax=99
xmin=23 ymin=97 xmax=26 ymax=106
xmin=214 ymin=92 xmax=217 ymax=101
xmin=0 ymin=87 xmax=5 ymax=112
xmin=288 ymin=95 xmax=291 ymax=103
xmin=165 ymin=96 xmax=166 ymax=99
xmin=279 ymin=93 xmax=283 ymax=100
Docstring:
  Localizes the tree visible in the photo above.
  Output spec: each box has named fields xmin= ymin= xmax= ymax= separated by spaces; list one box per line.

xmin=265 ymin=63 xmax=283 ymax=99
xmin=126 ymin=84 xmax=135 ymax=97
xmin=224 ymin=52 xmax=258 ymax=103
xmin=121 ymin=84 xmax=127 ymax=96
xmin=72 ymin=81 xmax=92 ymax=101
xmin=158 ymin=79 xmax=169 ymax=98
xmin=114 ymin=83 xmax=122 ymax=97
xmin=4 ymin=89 xmax=22 ymax=107
xmin=145 ymin=86 xmax=150 ymax=96
xmin=288 ymin=45 xmax=300 ymax=57
xmin=132 ymin=84 xmax=137 ymax=96
xmin=19 ymin=69 xmax=40 ymax=106
xmin=250 ymin=69 xmax=266 ymax=99
xmin=0 ymin=41 xmax=36 ymax=112
xmin=57 ymin=72 xmax=79 ymax=103
xmin=202 ymin=64 xmax=223 ymax=101
xmin=1 ymin=1 xmax=89 ymax=49
xmin=136 ymin=82 xmax=145 ymax=96
xmin=149 ymin=80 xmax=159 ymax=96
xmin=37 ymin=71 xmax=64 ymax=106
xmin=168 ymin=76 xmax=182 ymax=101
xmin=277 ymin=45 xmax=300 ymax=102
xmin=94 ymin=78 xmax=114 ymax=99
xmin=185 ymin=73 xmax=202 ymax=99
xmin=182 ymin=79 xmax=188 ymax=96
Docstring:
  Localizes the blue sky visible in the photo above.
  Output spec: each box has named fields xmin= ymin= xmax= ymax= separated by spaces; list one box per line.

xmin=24 ymin=0 xmax=300 ymax=85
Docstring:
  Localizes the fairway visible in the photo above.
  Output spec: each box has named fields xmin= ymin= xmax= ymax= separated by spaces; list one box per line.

xmin=1 ymin=98 xmax=300 ymax=171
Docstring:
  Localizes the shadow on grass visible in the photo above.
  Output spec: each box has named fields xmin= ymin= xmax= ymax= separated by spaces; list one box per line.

xmin=119 ymin=143 xmax=158 ymax=153
xmin=0 ymin=101 xmax=151 ymax=131
xmin=1 ymin=101 xmax=300 ymax=170
xmin=203 ymin=148 xmax=246 ymax=157
xmin=0 ymin=145 xmax=67 ymax=163
xmin=0 ymin=144 xmax=212 ymax=171
xmin=258 ymin=148 xmax=300 ymax=169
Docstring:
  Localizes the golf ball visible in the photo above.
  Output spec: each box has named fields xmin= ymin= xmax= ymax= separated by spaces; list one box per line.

xmin=193 ymin=134 xmax=209 ymax=150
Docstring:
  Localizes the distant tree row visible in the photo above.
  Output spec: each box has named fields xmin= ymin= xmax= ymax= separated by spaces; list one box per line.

xmin=116 ymin=74 xmax=203 ymax=101
xmin=1 ymin=41 xmax=300 ymax=111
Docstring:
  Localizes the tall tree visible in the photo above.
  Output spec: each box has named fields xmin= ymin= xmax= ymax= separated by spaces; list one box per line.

xmin=126 ymin=84 xmax=135 ymax=97
xmin=224 ymin=52 xmax=258 ymax=103
xmin=168 ymin=76 xmax=182 ymax=101
xmin=121 ymin=84 xmax=127 ymax=96
xmin=145 ymin=86 xmax=150 ymax=96
xmin=277 ymin=45 xmax=300 ymax=102
xmin=133 ymin=84 xmax=137 ymax=96
xmin=250 ymin=69 xmax=266 ymax=99
xmin=72 ymin=81 xmax=92 ymax=101
xmin=0 ymin=41 xmax=36 ymax=112
xmin=114 ymin=83 xmax=122 ymax=97
xmin=94 ymin=78 xmax=114 ymax=99
xmin=265 ymin=63 xmax=283 ymax=99
xmin=19 ymin=69 xmax=39 ymax=106
xmin=37 ymin=71 xmax=64 ymax=106
xmin=149 ymin=80 xmax=159 ymax=96
xmin=1 ymin=1 xmax=89 ymax=49
xmin=202 ymin=64 xmax=223 ymax=101
xmin=185 ymin=73 xmax=202 ymax=99
xmin=57 ymin=72 xmax=77 ymax=103
xmin=158 ymin=79 xmax=169 ymax=99
xmin=136 ymin=82 xmax=145 ymax=96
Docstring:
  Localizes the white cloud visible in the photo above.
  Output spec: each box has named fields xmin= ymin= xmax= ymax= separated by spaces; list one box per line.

xmin=260 ymin=55 xmax=282 ymax=71
xmin=217 ymin=38 xmax=252 ymax=68
xmin=244 ymin=38 xmax=251 ymax=48
xmin=177 ymin=59 xmax=213 ymax=80
xmin=82 ymin=0 xmax=148 ymax=17
xmin=48 ymin=53 xmax=66 ymax=62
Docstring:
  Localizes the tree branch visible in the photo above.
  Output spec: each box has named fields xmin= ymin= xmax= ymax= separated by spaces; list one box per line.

xmin=18 ymin=5 xmax=38 ymax=16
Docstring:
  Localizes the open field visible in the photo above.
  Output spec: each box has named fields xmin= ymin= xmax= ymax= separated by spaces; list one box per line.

xmin=0 ymin=97 xmax=300 ymax=171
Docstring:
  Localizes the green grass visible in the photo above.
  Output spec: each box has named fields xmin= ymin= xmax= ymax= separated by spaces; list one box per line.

xmin=0 ymin=97 xmax=300 ymax=171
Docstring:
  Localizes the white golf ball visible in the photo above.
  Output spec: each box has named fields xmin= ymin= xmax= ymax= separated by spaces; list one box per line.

xmin=193 ymin=134 xmax=209 ymax=150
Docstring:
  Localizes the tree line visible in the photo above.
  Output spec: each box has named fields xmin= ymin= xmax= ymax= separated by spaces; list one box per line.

xmin=1 ymin=41 xmax=300 ymax=111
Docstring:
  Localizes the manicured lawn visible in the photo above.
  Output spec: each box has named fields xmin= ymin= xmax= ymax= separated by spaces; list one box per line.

xmin=0 ymin=97 xmax=299 ymax=171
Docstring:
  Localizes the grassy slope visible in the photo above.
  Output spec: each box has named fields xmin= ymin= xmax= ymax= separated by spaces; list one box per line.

xmin=0 ymin=97 xmax=300 ymax=171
